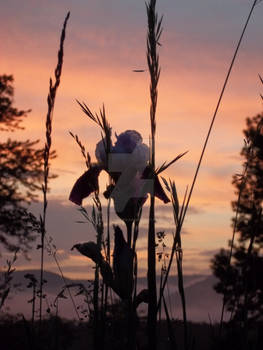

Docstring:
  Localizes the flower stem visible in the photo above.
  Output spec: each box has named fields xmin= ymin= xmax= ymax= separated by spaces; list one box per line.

xmin=126 ymin=220 xmax=133 ymax=248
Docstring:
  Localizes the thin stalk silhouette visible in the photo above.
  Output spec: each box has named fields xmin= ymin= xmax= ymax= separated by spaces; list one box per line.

xmin=180 ymin=0 xmax=258 ymax=229
xmin=44 ymin=236 xmax=81 ymax=321
xmin=39 ymin=12 xmax=70 ymax=326
xmin=146 ymin=1 xmax=162 ymax=348
xmin=156 ymin=0 xmax=259 ymax=316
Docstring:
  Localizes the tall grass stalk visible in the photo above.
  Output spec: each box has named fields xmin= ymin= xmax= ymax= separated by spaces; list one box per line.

xmin=39 ymin=12 xmax=70 ymax=325
xmin=93 ymin=194 xmax=104 ymax=349
xmin=159 ymin=179 xmax=189 ymax=349
xmin=73 ymin=102 xmax=112 ymax=347
xmin=156 ymin=0 xmax=259 ymax=317
xmin=44 ymin=237 xmax=81 ymax=320
xmin=103 ymin=195 xmax=111 ymax=334
xmin=179 ymin=0 xmax=258 ymax=229
xmin=146 ymin=1 xmax=162 ymax=348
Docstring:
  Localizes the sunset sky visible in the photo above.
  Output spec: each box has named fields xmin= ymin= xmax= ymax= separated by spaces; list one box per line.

xmin=1 ymin=0 xmax=263 ymax=279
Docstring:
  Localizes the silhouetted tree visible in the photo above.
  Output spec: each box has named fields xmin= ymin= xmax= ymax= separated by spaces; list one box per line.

xmin=0 ymin=74 xmax=45 ymax=255
xmin=212 ymin=113 xmax=263 ymax=324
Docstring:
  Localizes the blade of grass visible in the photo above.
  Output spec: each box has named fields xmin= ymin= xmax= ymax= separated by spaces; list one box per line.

xmin=39 ymin=11 xmax=70 ymax=326
xmin=146 ymin=1 xmax=162 ymax=348
xmin=157 ymin=0 xmax=258 ymax=319
xmin=44 ymin=236 xmax=81 ymax=321
xmin=180 ymin=0 xmax=258 ymax=230
xmin=156 ymin=151 xmax=188 ymax=175
xmin=259 ymin=74 xmax=263 ymax=100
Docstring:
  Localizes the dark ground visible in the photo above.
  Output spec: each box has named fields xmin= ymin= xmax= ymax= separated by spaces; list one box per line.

xmin=0 ymin=314 xmax=262 ymax=350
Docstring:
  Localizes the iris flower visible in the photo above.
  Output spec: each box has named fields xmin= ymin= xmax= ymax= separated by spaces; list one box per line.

xmin=69 ymin=130 xmax=169 ymax=214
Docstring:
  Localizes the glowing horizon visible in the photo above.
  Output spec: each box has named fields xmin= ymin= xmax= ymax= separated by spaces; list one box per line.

xmin=1 ymin=0 xmax=263 ymax=278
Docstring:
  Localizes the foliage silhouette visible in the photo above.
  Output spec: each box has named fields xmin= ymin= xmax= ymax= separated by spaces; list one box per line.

xmin=0 ymin=75 xmax=30 ymax=132
xmin=212 ymin=113 xmax=263 ymax=331
xmin=0 ymin=75 xmax=49 ymax=255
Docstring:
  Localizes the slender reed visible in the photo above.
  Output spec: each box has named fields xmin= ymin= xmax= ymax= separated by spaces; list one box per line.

xmin=70 ymin=130 xmax=108 ymax=344
xmin=39 ymin=12 xmax=70 ymax=325
xmin=180 ymin=0 xmax=258 ymax=229
xmin=158 ymin=180 xmax=189 ymax=349
xmin=93 ymin=194 xmax=104 ymax=349
xmin=103 ymin=195 xmax=111 ymax=334
xmin=156 ymin=0 xmax=259 ymax=315
xmin=146 ymin=1 xmax=162 ymax=348
xmin=44 ymin=236 xmax=81 ymax=320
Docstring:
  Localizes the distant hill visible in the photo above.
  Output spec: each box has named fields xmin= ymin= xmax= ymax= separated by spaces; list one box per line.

xmin=11 ymin=269 xmax=76 ymax=293
xmin=1 ymin=270 xmax=224 ymax=323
